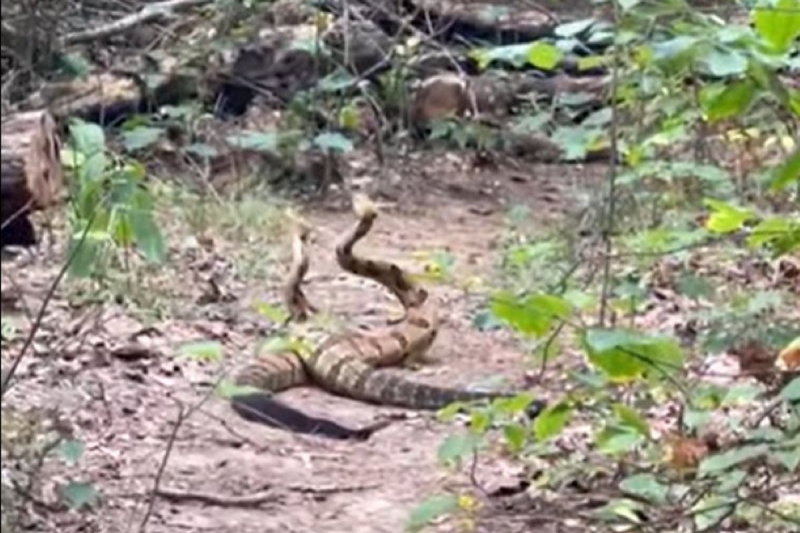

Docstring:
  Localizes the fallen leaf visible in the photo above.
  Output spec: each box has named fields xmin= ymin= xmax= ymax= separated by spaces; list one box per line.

xmin=777 ymin=337 xmax=800 ymax=371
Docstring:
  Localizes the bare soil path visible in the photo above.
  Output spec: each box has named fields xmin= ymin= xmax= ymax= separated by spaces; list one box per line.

xmin=1 ymin=155 xmax=604 ymax=533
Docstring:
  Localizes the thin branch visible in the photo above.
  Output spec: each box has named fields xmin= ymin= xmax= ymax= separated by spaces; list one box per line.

xmin=59 ymin=0 xmax=212 ymax=46
xmin=1 ymin=206 xmax=97 ymax=398
xmin=598 ymin=1 xmax=623 ymax=327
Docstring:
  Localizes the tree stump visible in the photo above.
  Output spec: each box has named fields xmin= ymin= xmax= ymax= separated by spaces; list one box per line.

xmin=1 ymin=110 xmax=64 ymax=247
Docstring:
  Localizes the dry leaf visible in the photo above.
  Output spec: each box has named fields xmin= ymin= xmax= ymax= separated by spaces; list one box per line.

xmin=663 ymin=434 xmax=712 ymax=471
xmin=777 ymin=337 xmax=800 ymax=371
xmin=731 ymin=339 xmax=776 ymax=383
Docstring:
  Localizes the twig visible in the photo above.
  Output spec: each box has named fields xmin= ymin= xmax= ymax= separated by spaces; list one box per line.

xmin=1 ymin=205 xmax=98 ymax=398
xmin=748 ymin=396 xmax=785 ymax=429
xmin=597 ymin=1 xmax=622 ymax=327
xmin=137 ymin=402 xmax=186 ymax=533
xmin=153 ymin=480 xmax=376 ymax=508
xmin=136 ymin=381 xmax=221 ymax=533
xmin=198 ymin=407 xmax=266 ymax=451
xmin=154 ymin=487 xmax=278 ymax=507
xmin=59 ymin=0 xmax=212 ymax=46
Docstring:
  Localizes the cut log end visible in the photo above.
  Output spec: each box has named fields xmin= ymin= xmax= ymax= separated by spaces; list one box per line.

xmin=1 ymin=110 xmax=64 ymax=248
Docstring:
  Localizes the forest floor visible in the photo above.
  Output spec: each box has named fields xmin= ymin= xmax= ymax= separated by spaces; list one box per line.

xmin=1 ymin=152 xmax=608 ymax=533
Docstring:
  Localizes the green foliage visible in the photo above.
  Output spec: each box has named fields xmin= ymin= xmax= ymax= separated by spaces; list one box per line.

xmin=412 ymin=1 xmax=800 ymax=530
xmin=176 ymin=341 xmax=224 ymax=362
xmin=62 ymin=119 xmax=166 ymax=279
xmin=312 ymin=131 xmax=354 ymax=153
xmin=60 ymin=481 xmax=98 ymax=510
xmin=406 ymin=494 xmax=459 ymax=532
xmin=427 ymin=119 xmax=504 ymax=152
xmin=584 ymin=328 xmax=685 ymax=381
xmin=770 ymin=147 xmax=800 ymax=191
xmin=56 ymin=439 xmax=85 ymax=466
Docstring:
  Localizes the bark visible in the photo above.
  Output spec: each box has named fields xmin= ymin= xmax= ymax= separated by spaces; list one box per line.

xmin=1 ymin=110 xmax=64 ymax=246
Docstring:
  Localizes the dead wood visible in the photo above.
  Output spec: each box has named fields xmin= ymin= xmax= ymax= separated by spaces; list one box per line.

xmin=214 ymin=25 xmax=332 ymax=115
xmin=154 ymin=487 xmax=280 ymax=508
xmin=315 ymin=0 xmax=558 ymax=46
xmin=33 ymin=70 xmax=200 ymax=127
xmin=410 ymin=72 xmax=610 ymax=126
xmin=154 ymin=481 xmax=377 ymax=508
xmin=59 ymin=0 xmax=213 ymax=46
xmin=1 ymin=110 xmax=63 ymax=246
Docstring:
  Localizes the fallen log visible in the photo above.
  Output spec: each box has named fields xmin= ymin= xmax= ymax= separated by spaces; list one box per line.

xmin=1 ymin=110 xmax=64 ymax=248
xmin=34 ymin=69 xmax=201 ymax=128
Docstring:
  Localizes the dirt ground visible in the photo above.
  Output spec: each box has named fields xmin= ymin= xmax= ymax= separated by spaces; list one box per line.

xmin=1 ymin=154 xmax=607 ymax=533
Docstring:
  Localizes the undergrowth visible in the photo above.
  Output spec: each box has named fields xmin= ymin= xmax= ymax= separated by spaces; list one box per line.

xmin=407 ymin=1 xmax=800 ymax=532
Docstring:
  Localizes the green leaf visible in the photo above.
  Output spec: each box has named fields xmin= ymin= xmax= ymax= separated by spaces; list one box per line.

xmin=67 ymin=232 xmax=105 ymax=278
xmin=215 ymin=379 xmax=262 ymax=399
xmin=526 ymin=42 xmax=563 ymax=70
xmin=493 ymin=393 xmax=535 ymax=415
xmin=746 ymin=217 xmax=794 ymax=249
xmin=60 ymin=147 xmax=85 ymax=169
xmin=781 ymin=377 xmax=800 ymax=402
xmin=490 ymin=292 xmax=571 ymax=338
xmin=68 ymin=120 xmax=105 ymax=155
xmin=703 ymin=48 xmax=748 ymax=77
xmin=619 ymin=473 xmax=668 ymax=504
xmin=471 ymin=309 xmax=504 ymax=331
xmin=584 ymin=329 xmax=685 ymax=382
xmin=129 ymin=208 xmax=166 ymax=263
xmin=753 ymin=0 xmax=800 ymax=53
xmin=503 ymin=423 xmax=527 ymax=453
xmin=533 ymin=402 xmax=572 ymax=441
xmin=703 ymin=199 xmax=753 ymax=233
xmin=577 ymin=55 xmax=608 ymax=71
xmin=226 ymin=131 xmax=279 ymax=153
xmin=675 ymin=273 xmax=715 ymax=300
xmin=61 ymin=481 xmax=98 ymax=510
xmin=612 ymin=404 xmax=650 ymax=437
xmin=746 ymin=290 xmax=783 ymax=314
xmin=594 ymin=498 xmax=646 ymax=524
xmin=176 ymin=341 xmax=223 ymax=362
xmin=769 ymin=147 xmax=800 ymax=191
xmin=569 ymin=370 xmax=608 ymax=389
xmin=437 ymin=402 xmax=466 ymax=421
xmin=554 ymin=19 xmax=595 ymax=38
xmin=313 ymin=132 xmax=354 ymax=153
xmin=338 ymin=105 xmax=361 ymax=131
xmin=406 ymin=494 xmax=458 ymax=532
xmin=469 ymin=44 xmax=531 ymax=69
xmin=698 ymin=444 xmax=769 ymax=475
xmin=437 ymin=432 xmax=480 ymax=467
xmin=551 ymin=125 xmax=600 ymax=161
xmin=469 ymin=408 xmax=492 ymax=433
xmin=581 ymin=107 xmax=612 ymax=127
xmin=57 ymin=440 xmax=84 ymax=466
xmin=701 ymin=81 xmax=756 ymax=122
xmin=258 ymin=335 xmax=309 ymax=356
xmin=618 ymin=0 xmax=642 ymax=11
xmin=596 ymin=426 xmax=646 ymax=454
xmin=771 ymin=447 xmax=800 ymax=472
xmin=683 ymin=409 xmax=712 ymax=431
xmin=721 ymin=383 xmax=765 ymax=406
xmin=57 ymin=52 xmax=91 ymax=78
xmin=716 ymin=469 xmax=748 ymax=492
xmin=651 ymin=36 xmax=699 ymax=61
xmin=253 ymin=302 xmax=290 ymax=324
xmin=121 ymin=126 xmax=164 ymax=152
xmin=692 ymin=495 xmax=736 ymax=531
xmin=185 ymin=143 xmax=219 ymax=158
xmin=80 ymin=152 xmax=108 ymax=183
